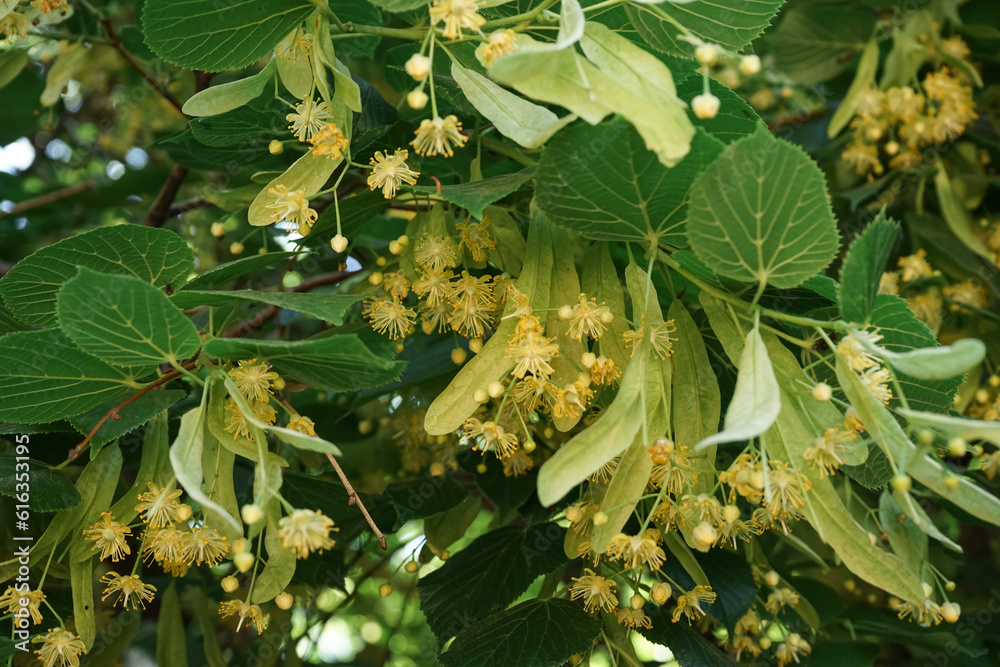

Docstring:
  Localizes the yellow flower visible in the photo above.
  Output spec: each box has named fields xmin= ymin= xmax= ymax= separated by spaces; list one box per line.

xmin=764 ymin=462 xmax=810 ymax=531
xmin=550 ymin=379 xmax=593 ymax=421
xmin=885 ymin=86 xmax=924 ymax=123
xmin=100 ymin=573 xmax=156 ymax=610
xmin=943 ymin=279 xmax=989 ymax=310
xmin=265 ymin=184 xmax=318 ymax=235
xmin=853 ymin=86 xmax=884 ymax=118
xmin=589 ymin=356 xmax=621 ymax=386
xmin=369 ymin=298 xmax=416 ymax=340
xmin=383 ymin=271 xmax=412 ymax=300
xmin=507 ymin=330 xmax=559 ymax=378
xmin=570 ymin=569 xmax=618 ymax=613
xmin=836 ymin=330 xmax=883 ymax=372
xmin=279 ymin=509 xmax=337 ymax=558
xmin=367 ymin=149 xmax=420 ymax=198
xmin=32 ymin=628 xmax=87 ymax=667
xmin=411 ymin=115 xmax=468 ymax=157
xmin=859 ymin=366 xmax=893 ymax=405
xmin=502 ymin=449 xmax=534 ymax=477
xmin=287 ymin=415 xmax=317 ymax=436
xmin=181 ymin=525 xmax=229 ymax=566
xmin=450 ymin=271 xmax=493 ymax=308
xmin=1 ymin=12 xmax=29 ymax=44
xmin=616 ymin=605 xmax=652 ymax=630
xmin=482 ymin=29 xmax=518 ymax=65
xmin=765 ymin=587 xmax=800 ymax=614
xmin=878 ymin=271 xmax=900 ymax=295
xmin=287 ymin=98 xmax=331 ymax=141
xmin=841 ymin=140 xmax=882 ymax=176
xmin=455 ymin=217 xmax=496 ymax=262
xmin=623 ymin=318 xmax=676 ymax=359
xmin=219 ymin=599 xmax=268 ymax=634
xmin=897 ymin=249 xmax=933 ymax=282
xmin=276 ymin=28 xmax=310 ymax=62
xmin=82 ymin=512 xmax=131 ymax=562
xmin=941 ymin=36 xmax=971 ymax=61
xmin=587 ymin=455 xmax=619 ymax=484
xmin=775 ymin=633 xmax=811 ymax=667
xmin=671 ymin=585 xmax=716 ymax=624
xmin=224 ymin=397 xmax=252 ymax=440
xmin=413 ymin=268 xmax=455 ymax=306
xmin=429 ymin=0 xmax=486 ymax=39
xmin=606 ymin=533 xmax=666 ymax=570
xmin=981 ymin=450 xmax=1000 ymax=480
xmin=30 ymin=0 xmax=68 ymax=13
xmin=143 ymin=526 xmax=186 ymax=568
xmin=565 ymin=295 xmax=613 ymax=341
xmin=449 ymin=298 xmax=493 ymax=338
xmin=414 ymin=235 xmax=459 ymax=272
xmin=420 ymin=301 xmax=451 ymax=334
xmin=803 ymin=427 xmax=852 ymax=477
xmin=0 ymin=586 xmax=45 ymax=625
xmin=309 ymin=123 xmax=349 ymax=160
xmin=229 ymin=359 xmax=279 ymax=402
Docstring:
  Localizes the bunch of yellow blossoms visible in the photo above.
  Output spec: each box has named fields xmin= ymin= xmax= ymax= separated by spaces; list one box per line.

xmin=878 ymin=249 xmax=991 ymax=328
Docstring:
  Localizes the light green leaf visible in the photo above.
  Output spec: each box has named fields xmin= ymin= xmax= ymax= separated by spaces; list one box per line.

xmin=108 ymin=410 xmax=172 ymax=523
xmin=769 ymin=4 xmax=875 ymax=85
xmin=0 ymin=225 xmax=193 ymax=329
xmin=484 ymin=206 xmax=527 ymax=276
xmin=894 ymin=490 xmax=962 ymax=552
xmin=0 ymin=329 xmax=145 ymax=424
xmin=536 ymin=119 xmax=723 ymax=245
xmin=934 ymin=164 xmax=991 ymax=258
xmin=424 ymin=210 xmax=555 ymax=435
xmin=425 ymin=497 xmax=481 ymax=553
xmin=202 ymin=427 xmax=244 ymax=542
xmin=686 ymin=127 xmax=841 ymax=289
xmin=828 ymin=39 xmax=881 ymax=137
xmin=182 ymin=59 xmax=277 ymax=117
xmin=180 ymin=251 xmax=296 ymax=290
xmin=625 ymin=0 xmax=784 ymax=58
xmin=898 ymin=408 xmax=1000 ymax=448
xmin=41 ymin=42 xmax=88 ymax=106
xmin=248 ymin=150 xmax=340 ymax=226
xmin=250 ymin=501 xmax=296 ymax=603
xmin=579 ymin=242 xmax=630 ymax=371
xmin=590 ymin=436 xmax=652 ymax=552
xmin=838 ymin=211 xmax=900 ymax=324
xmin=411 ymin=169 xmax=535 ymax=219
xmin=142 ymin=0 xmax=314 ymax=72
xmin=0 ymin=49 xmax=28 ymax=91
xmin=171 ymin=288 xmax=365 ymax=325
xmin=58 ymin=267 xmax=200 ymax=367
xmin=170 ymin=394 xmax=242 ymax=536
xmin=546 ymin=226 xmax=587 ymax=432
xmin=450 ymin=61 xmax=575 ymax=149
xmin=857 ymin=334 xmax=985 ymax=381
xmin=879 ymin=491 xmax=926 ymax=576
xmin=205 ymin=335 xmax=404 ymax=393
xmin=277 ymin=48 xmax=312 ymax=99
xmin=694 ymin=321 xmax=779 ymax=451
xmin=71 ymin=556 xmax=95 ymax=650
xmin=157 ymin=582 xmax=189 ymax=667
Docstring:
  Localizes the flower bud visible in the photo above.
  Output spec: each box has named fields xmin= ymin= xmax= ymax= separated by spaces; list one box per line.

xmin=581 ymin=352 xmax=597 ymax=368
xmin=885 ymin=141 xmax=900 ymax=156
xmin=758 ymin=637 xmax=772 ymax=650
xmin=469 ymin=337 xmax=483 ymax=353
xmin=221 ymin=576 xmax=239 ymax=593
xmin=275 ymin=592 xmax=294 ymax=609
xmin=241 ymin=504 xmax=263 ymax=525
xmin=389 ymin=240 xmax=404 ymax=255
xmin=487 ymin=381 xmax=505 ymax=398
xmin=379 ymin=583 xmax=393 ymax=598
xmin=429 ymin=462 xmax=446 ymax=477
xmin=558 ymin=304 xmax=573 ymax=320
xmin=947 ymin=437 xmax=967 ymax=458
xmin=941 ymin=602 xmax=961 ymax=623
xmin=917 ymin=429 xmax=935 ymax=446
xmin=599 ymin=311 xmax=615 ymax=324
xmin=440 ymin=550 xmax=450 ymax=560
xmin=232 ymin=538 xmax=248 ymax=555
xmin=358 ymin=419 xmax=373 ymax=435
xmin=376 ymin=256 xmax=387 ymax=267
xmin=630 ymin=594 xmax=645 ymax=609
xmin=407 ymin=90 xmax=429 ymax=109
xmin=229 ymin=242 xmax=244 ymax=255
xmin=891 ymin=474 xmax=912 ymax=493
xmin=331 ymin=234 xmax=348 ymax=253
xmin=781 ymin=85 xmax=794 ymax=99
xmin=922 ymin=582 xmax=934 ymax=598
xmin=268 ymin=139 xmax=284 ymax=155
xmin=944 ymin=474 xmax=960 ymax=490
xmin=695 ymin=44 xmax=718 ymax=67
xmin=811 ymin=382 xmax=832 ymax=402
xmin=523 ymin=440 xmax=536 ymax=453
xmin=722 ymin=505 xmax=740 ymax=523
xmin=210 ymin=222 xmax=226 ymax=238
xmin=175 ymin=504 xmax=193 ymax=521
xmin=692 ymin=93 xmax=720 ymax=119
xmin=405 ymin=54 xmax=431 ymax=81
xmin=368 ymin=271 xmax=384 ymax=286
xmin=565 ymin=505 xmax=584 ymax=523
xmin=738 ymin=54 xmax=761 ymax=76
xmin=476 ymin=463 xmax=488 ymax=474
xmin=474 ymin=389 xmax=489 ymax=404
xmin=764 ymin=570 xmax=780 ymax=587
xmin=405 ymin=561 xmax=419 ymax=573
xmin=650 ymin=582 xmax=671 ymax=605
xmin=692 ymin=521 xmax=717 ymax=552
xmin=592 ymin=511 xmax=608 ymax=526
xmin=234 ymin=552 xmax=255 ymax=573
xmin=451 ymin=347 xmax=467 ymax=365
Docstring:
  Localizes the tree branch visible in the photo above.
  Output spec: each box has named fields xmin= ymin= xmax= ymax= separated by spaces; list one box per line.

xmin=97 ymin=17 xmax=186 ymax=116
xmin=145 ymin=164 xmax=189 ymax=227
xmin=166 ymin=197 xmax=212 ymax=217
xmin=325 ymin=452 xmax=388 ymax=550
xmin=0 ymin=180 xmax=96 ymax=219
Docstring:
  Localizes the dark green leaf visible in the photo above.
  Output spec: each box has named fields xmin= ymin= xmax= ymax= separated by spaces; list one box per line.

xmin=306 ymin=188 xmax=391 ymax=244
xmin=842 ymin=445 xmax=893 ymax=490
xmin=157 ymin=582 xmax=189 ymax=667
xmin=418 ymin=522 xmax=568 ymax=640
xmin=412 ymin=169 xmax=535 ymax=219
xmin=439 ymin=598 xmax=600 ymax=667
xmin=788 ymin=577 xmax=844 ymax=626
xmin=383 ymin=474 xmax=468 ymax=526
xmin=676 ymin=76 xmax=763 ymax=144
xmin=694 ymin=549 xmax=757 ymax=637
xmin=839 ymin=212 xmax=900 ymax=324
xmin=158 ymin=130 xmax=276 ymax=171
xmin=802 ymin=641 xmax=879 ymax=667
xmin=328 ymin=0 xmax=382 ymax=59
xmin=0 ymin=457 xmax=81 ymax=512
xmin=189 ymin=105 xmax=286 ymax=147
xmin=171 ymin=289 xmax=366 ymax=325
xmin=625 ymin=0 xmax=783 ymax=58
xmin=68 ymin=389 xmax=186 ymax=447
xmin=769 ymin=4 xmax=876 ymax=85
xmin=424 ymin=497 xmax=482 ymax=553
xmin=640 ymin=605 xmax=738 ymax=667
xmin=180 ymin=251 xmax=297 ymax=291
xmin=203 ymin=334 xmax=405 ymax=392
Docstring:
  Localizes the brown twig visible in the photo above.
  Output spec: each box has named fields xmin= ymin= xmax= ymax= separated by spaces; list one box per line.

xmin=146 ymin=164 xmax=189 ymax=227
xmin=0 ymin=180 xmax=96 ymax=219
xmin=325 ymin=452 xmax=388 ymax=550
xmin=97 ymin=17 xmax=186 ymax=116
xmin=166 ymin=197 xmax=212 ymax=217
xmin=768 ymin=109 xmax=826 ymax=132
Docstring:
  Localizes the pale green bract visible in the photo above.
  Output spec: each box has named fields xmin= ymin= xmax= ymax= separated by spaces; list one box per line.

xmin=182 ymin=59 xmax=277 ymax=117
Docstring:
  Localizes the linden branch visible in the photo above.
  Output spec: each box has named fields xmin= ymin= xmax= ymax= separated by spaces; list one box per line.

xmin=324 ymin=453 xmax=388 ymax=550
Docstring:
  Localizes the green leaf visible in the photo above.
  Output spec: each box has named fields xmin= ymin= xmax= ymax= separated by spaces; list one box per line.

xmin=384 ymin=474 xmax=468 ymax=526
xmin=248 ymin=150 xmax=341 ymax=226
xmin=838 ymin=211 xmax=900 ymax=324
xmin=251 ymin=500 xmax=296 ymax=604
xmin=69 ymin=389 xmax=185 ymax=448
xmin=934 ymin=164 xmax=992 ymax=258
xmin=691 ymin=548 xmax=757 ymax=637
xmin=687 ymin=127 xmax=840 ymax=289
xmin=326 ymin=0 xmax=382 ymax=59
xmin=58 ymin=267 xmax=200 ymax=367
xmin=769 ymin=4 xmax=875 ymax=85
xmin=802 ymin=641 xmax=879 ymax=667
xmin=0 ymin=49 xmax=27 ymax=91
xmin=898 ymin=408 xmax=1000 ymax=447
xmin=842 ymin=446 xmax=893 ymax=490
xmin=450 ymin=61 xmax=575 ymax=149
xmin=461 ymin=452 xmax=537 ymax=515
xmin=484 ymin=206 xmax=527 ymax=276
xmin=412 ymin=169 xmax=534 ymax=219
xmin=424 ymin=497 xmax=481 ymax=553
xmin=879 ymin=491 xmax=926 ymax=576
xmin=860 ymin=335 xmax=985 ymax=381
xmin=157 ymin=582 xmax=189 ymax=667
xmin=626 ymin=0 xmax=784 ymax=58
xmin=0 ymin=225 xmax=193 ymax=329
xmin=579 ymin=242 xmax=631 ymax=370
xmin=536 ymin=120 xmax=723 ymax=245
xmin=202 ymin=426 xmax=244 ymax=541
xmin=108 ymin=410 xmax=173 ymax=523
xmin=367 ymin=0 xmax=428 ymax=10
xmin=828 ymin=39 xmax=881 ymax=137
xmin=71 ymin=555 xmax=95 ymax=650
xmin=694 ymin=320 xmax=780 ymax=451
xmin=418 ymin=522 xmax=568 ymax=640
xmin=676 ymin=76 xmax=762 ymax=145
xmin=171 ymin=289 xmax=365 ymax=326
xmin=180 ymin=251 xmax=296 ymax=290
xmin=640 ymin=604 xmax=737 ymax=667
xmin=0 ymin=457 xmax=80 ymax=512
xmin=0 ymin=329 xmax=145 ymax=424
xmin=439 ymin=598 xmax=600 ymax=667
xmin=181 ymin=59 xmax=278 ymax=116
xmin=189 ymin=104 xmax=284 ymax=145
xmin=142 ymin=0 xmax=314 ymax=72
xmin=894 ymin=489 xmax=961 ymax=552
xmin=205 ymin=335 xmax=404 ymax=393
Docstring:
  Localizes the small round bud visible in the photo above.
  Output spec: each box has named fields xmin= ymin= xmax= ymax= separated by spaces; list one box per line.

xmin=176 ymin=504 xmax=193 ymax=522
xmin=781 ymin=85 xmax=794 ymax=99
xmin=695 ymin=44 xmax=718 ymax=67
xmin=947 ymin=437 xmax=967 ymax=458
xmin=764 ymin=570 xmax=780 ymax=587
xmin=210 ymin=222 xmax=226 ymax=238
xmin=487 ymin=381 xmax=505 ymax=398
xmin=738 ymin=54 xmax=761 ymax=76
xmin=758 ymin=637 xmax=772 ymax=650
xmin=258 ymin=247 xmax=268 ymax=255
xmin=331 ymin=234 xmax=348 ymax=253
xmin=945 ymin=581 xmax=956 ymax=591
xmin=592 ymin=511 xmax=608 ymax=527
xmin=241 ymin=504 xmax=263 ymax=525
xmin=268 ymin=139 xmax=284 ymax=155
xmin=917 ymin=429 xmax=935 ymax=446
xmin=692 ymin=93 xmax=720 ymax=119
xmin=407 ymin=89 xmax=429 ymax=109
xmin=273 ymin=377 xmax=286 ymax=391
xmin=229 ymin=242 xmax=244 ymax=255
xmin=543 ymin=427 xmax=555 ymax=439
xmin=941 ymin=602 xmax=961 ymax=623
xmin=811 ymin=382 xmax=832 ymax=402
xmin=275 ymin=592 xmax=294 ymax=609
xmin=558 ymin=304 xmax=573 ymax=320
xmin=888 ymin=596 xmax=902 ymax=610
xmin=405 ymin=561 xmax=419 ymax=573
xmin=358 ymin=419 xmax=374 ymax=435
xmin=469 ymin=338 xmax=483 ymax=353
xmin=722 ymin=505 xmax=740 ymax=523
xmin=476 ymin=463 xmax=488 ymax=474
xmin=388 ymin=240 xmax=404 ymax=255
xmin=397 ymin=235 xmax=409 ymax=246
xmin=474 ymin=389 xmax=489 ymax=404
xmin=451 ymin=348 xmax=467 ymax=365
xmin=565 ymin=505 xmax=584 ymax=523
xmin=221 ymin=576 xmax=239 ymax=593
xmin=867 ymin=532 xmax=878 ymax=546
xmin=440 ymin=550 xmax=450 ymax=560
xmin=630 ymin=594 xmax=645 ymax=610
xmin=922 ymin=582 xmax=934 ymax=598
xmin=885 ymin=140 xmax=900 ymax=156
xmin=379 ymin=583 xmax=393 ymax=598
xmin=581 ymin=352 xmax=597 ymax=369
xmin=650 ymin=582 xmax=671 ymax=605
xmin=944 ymin=474 xmax=960 ymax=491
xmin=990 ymin=375 xmax=1000 ymax=387
xmin=232 ymin=538 xmax=248 ymax=555
xmin=599 ymin=311 xmax=614 ymax=324
xmin=844 ymin=580 xmax=857 ymax=593
xmin=368 ymin=271 xmax=384 ymax=286
xmin=692 ymin=521 xmax=717 ymax=552
xmin=569 ymin=655 xmax=583 ymax=666
xmin=234 ymin=552 xmax=255 ymax=573
xmin=523 ymin=440 xmax=536 ymax=453
xmin=405 ymin=54 xmax=431 ymax=81
xmin=891 ymin=474 xmax=912 ymax=493
xmin=576 ymin=372 xmax=591 ymax=387
xmin=429 ymin=461 xmax=446 ymax=477
xmin=975 ymin=388 xmax=990 ymax=404
xmin=376 ymin=256 xmax=387 ymax=267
